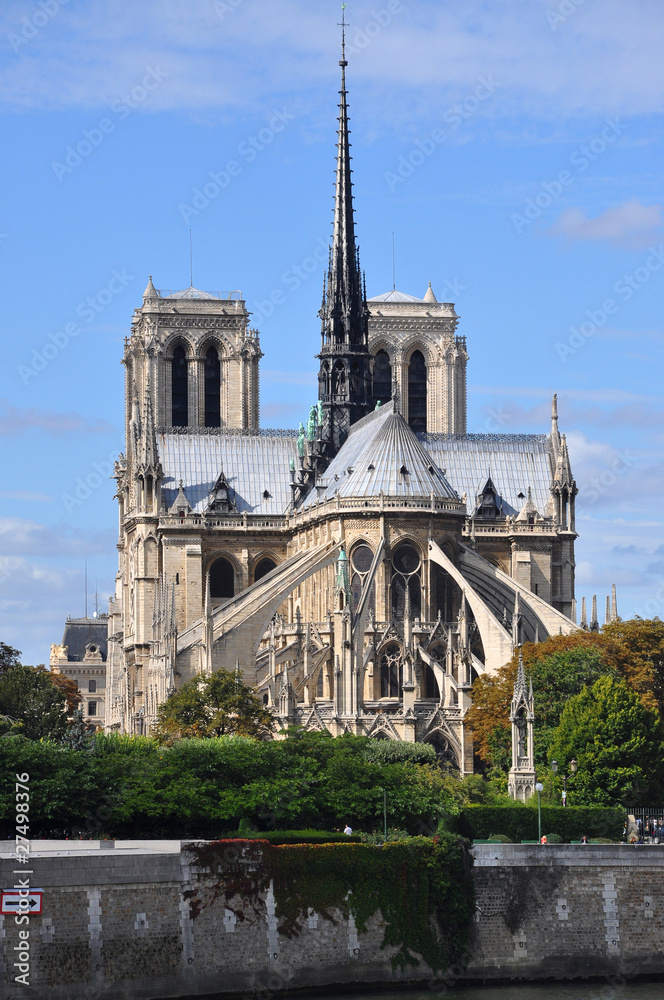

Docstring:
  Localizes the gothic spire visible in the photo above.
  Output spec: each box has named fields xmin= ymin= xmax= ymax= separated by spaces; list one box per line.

xmin=321 ymin=11 xmax=367 ymax=350
xmin=138 ymin=369 xmax=161 ymax=476
xmin=316 ymin=9 xmax=373 ymax=456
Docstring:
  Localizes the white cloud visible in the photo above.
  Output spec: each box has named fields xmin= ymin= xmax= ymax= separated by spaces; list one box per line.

xmin=0 ymin=518 xmax=114 ymax=557
xmin=551 ymin=200 xmax=663 ymax=246
xmin=0 ymin=400 xmax=114 ymax=436
xmin=1 ymin=0 xmax=663 ymax=124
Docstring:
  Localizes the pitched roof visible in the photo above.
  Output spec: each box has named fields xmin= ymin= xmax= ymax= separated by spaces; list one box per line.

xmin=368 ymin=290 xmax=423 ymax=303
xmin=420 ymin=433 xmax=553 ymax=517
xmin=60 ymin=617 xmax=108 ymax=662
xmin=158 ymin=431 xmax=297 ymax=515
xmin=303 ymin=401 xmax=460 ymax=507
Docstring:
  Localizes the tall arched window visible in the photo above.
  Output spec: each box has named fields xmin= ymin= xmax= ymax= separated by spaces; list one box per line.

xmin=391 ymin=543 xmax=422 ymax=619
xmin=172 ymin=346 xmax=188 ymax=427
xmin=372 ymin=350 xmax=392 ymax=405
xmin=209 ymin=557 xmax=235 ymax=601
xmin=204 ymin=346 xmax=221 ymax=428
xmin=350 ymin=543 xmax=374 ymax=614
xmin=380 ymin=643 xmax=403 ymax=698
xmin=408 ymin=349 xmax=427 ymax=432
xmin=254 ymin=557 xmax=276 ymax=583
xmin=434 ymin=567 xmax=454 ymax=622
xmin=332 ymin=360 xmax=346 ymax=396
xmin=421 ymin=663 xmax=440 ymax=700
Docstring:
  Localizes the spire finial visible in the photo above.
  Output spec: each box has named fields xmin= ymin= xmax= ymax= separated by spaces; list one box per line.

xmin=339 ymin=4 xmax=348 ymax=65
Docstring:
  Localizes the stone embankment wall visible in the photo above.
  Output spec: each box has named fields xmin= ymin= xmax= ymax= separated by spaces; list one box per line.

xmin=1 ymin=842 xmax=663 ymax=999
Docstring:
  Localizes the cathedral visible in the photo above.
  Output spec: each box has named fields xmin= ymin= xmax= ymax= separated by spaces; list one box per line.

xmin=104 ymin=39 xmax=579 ymax=770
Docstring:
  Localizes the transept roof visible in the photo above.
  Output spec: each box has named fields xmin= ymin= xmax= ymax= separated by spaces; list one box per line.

xmin=303 ymin=401 xmax=460 ymax=507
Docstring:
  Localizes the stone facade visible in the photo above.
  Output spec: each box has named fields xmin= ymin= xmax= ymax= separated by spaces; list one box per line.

xmin=50 ymin=615 xmax=108 ymax=727
xmin=103 ymin=49 xmax=580 ymax=757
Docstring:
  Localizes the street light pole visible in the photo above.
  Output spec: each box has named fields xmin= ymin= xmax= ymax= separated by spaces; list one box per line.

xmin=535 ymin=782 xmax=544 ymax=843
xmin=383 ymin=787 xmax=387 ymax=841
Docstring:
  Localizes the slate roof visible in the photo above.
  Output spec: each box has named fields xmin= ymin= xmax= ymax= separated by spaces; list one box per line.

xmin=158 ymin=431 xmax=298 ymax=515
xmin=419 ymin=433 xmax=553 ymax=517
xmin=60 ymin=617 xmax=108 ymax=662
xmin=303 ymin=402 xmax=460 ymax=508
xmin=368 ymin=290 xmax=423 ymax=303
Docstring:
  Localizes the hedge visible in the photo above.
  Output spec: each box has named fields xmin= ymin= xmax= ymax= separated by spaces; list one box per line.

xmin=237 ymin=830 xmax=362 ymax=845
xmin=454 ymin=805 xmax=624 ymax=843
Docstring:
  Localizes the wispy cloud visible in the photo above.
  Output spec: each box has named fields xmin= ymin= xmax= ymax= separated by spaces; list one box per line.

xmin=0 ymin=400 xmax=113 ymax=436
xmin=1 ymin=0 xmax=664 ymax=123
xmin=550 ymin=200 xmax=663 ymax=247
xmin=0 ymin=518 xmax=114 ymax=557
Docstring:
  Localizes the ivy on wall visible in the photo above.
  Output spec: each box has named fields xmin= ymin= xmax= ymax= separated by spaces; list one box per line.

xmin=185 ymin=834 xmax=474 ymax=974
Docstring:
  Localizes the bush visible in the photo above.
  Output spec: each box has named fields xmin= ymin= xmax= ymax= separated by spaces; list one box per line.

xmin=544 ymin=833 xmax=563 ymax=844
xmin=487 ymin=833 xmax=512 ymax=843
xmin=454 ymin=805 xmax=624 ymax=843
xmin=237 ymin=830 xmax=362 ymax=845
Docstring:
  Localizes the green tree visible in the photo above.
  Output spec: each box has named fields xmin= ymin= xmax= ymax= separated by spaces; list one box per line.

xmin=0 ymin=643 xmax=21 ymax=677
xmin=154 ymin=668 xmax=274 ymax=741
xmin=548 ymin=675 xmax=664 ymax=806
xmin=602 ymin=617 xmax=664 ymax=714
xmin=467 ymin=639 xmax=611 ymax=780
xmin=0 ymin=665 xmax=68 ymax=741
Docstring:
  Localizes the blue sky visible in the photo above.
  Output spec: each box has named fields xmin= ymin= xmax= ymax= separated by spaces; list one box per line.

xmin=0 ymin=0 xmax=662 ymax=664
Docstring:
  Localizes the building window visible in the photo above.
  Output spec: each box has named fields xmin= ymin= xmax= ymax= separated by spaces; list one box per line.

xmin=372 ymin=350 xmax=392 ymax=405
xmin=434 ymin=567 xmax=454 ymax=622
xmin=421 ymin=663 xmax=440 ymax=700
xmin=390 ymin=543 xmax=422 ymax=619
xmin=408 ymin=349 xmax=427 ymax=432
xmin=380 ymin=643 xmax=403 ymax=698
xmin=254 ymin=557 xmax=276 ymax=583
xmin=172 ymin=345 xmax=188 ymax=426
xmin=350 ymin=543 xmax=374 ymax=614
xmin=209 ymin=557 xmax=235 ymax=600
xmin=88 ymin=679 xmax=96 ymax=693
xmin=204 ymin=346 xmax=221 ymax=427
xmin=88 ymin=701 xmax=97 ymax=716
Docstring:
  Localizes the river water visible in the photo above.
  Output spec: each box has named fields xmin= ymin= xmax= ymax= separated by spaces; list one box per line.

xmin=292 ymin=985 xmax=663 ymax=1000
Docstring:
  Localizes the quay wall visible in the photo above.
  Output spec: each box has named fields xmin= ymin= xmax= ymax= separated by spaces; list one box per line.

xmin=2 ymin=843 xmax=664 ymax=999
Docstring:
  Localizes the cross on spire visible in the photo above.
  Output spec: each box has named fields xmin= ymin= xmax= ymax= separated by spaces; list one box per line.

xmin=339 ymin=4 xmax=348 ymax=65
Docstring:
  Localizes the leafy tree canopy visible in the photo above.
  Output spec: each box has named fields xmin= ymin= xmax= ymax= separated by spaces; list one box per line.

xmin=548 ymin=674 xmax=664 ymax=806
xmin=0 ymin=664 xmax=68 ymax=741
xmin=602 ymin=617 xmax=664 ymax=714
xmin=153 ymin=668 xmax=275 ymax=742
xmin=466 ymin=634 xmax=612 ymax=777
xmin=0 ymin=643 xmax=21 ymax=677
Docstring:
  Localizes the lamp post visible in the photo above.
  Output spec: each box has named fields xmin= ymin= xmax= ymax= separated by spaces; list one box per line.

xmin=379 ymin=787 xmax=387 ymax=841
xmin=535 ymin=782 xmax=544 ymax=843
xmin=551 ymin=758 xmax=577 ymax=807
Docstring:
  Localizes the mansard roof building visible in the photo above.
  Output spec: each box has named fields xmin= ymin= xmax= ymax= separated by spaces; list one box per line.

xmin=105 ymin=41 xmax=579 ymax=767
